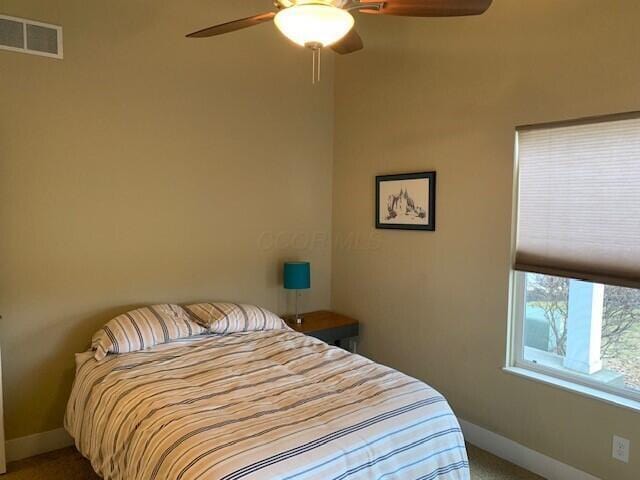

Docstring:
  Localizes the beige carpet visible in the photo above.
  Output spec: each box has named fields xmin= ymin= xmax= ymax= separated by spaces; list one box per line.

xmin=4 ymin=443 xmax=543 ymax=479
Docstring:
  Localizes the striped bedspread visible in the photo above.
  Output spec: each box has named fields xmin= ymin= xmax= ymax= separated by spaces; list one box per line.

xmin=65 ymin=330 xmax=469 ymax=480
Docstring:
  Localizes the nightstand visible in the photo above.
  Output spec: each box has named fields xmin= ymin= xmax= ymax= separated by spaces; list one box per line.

xmin=286 ymin=310 xmax=359 ymax=353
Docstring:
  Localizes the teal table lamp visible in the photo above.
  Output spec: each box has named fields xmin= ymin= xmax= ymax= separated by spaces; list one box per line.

xmin=284 ymin=261 xmax=310 ymax=324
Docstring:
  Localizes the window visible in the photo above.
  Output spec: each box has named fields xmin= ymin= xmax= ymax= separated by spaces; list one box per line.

xmin=512 ymin=272 xmax=640 ymax=401
xmin=509 ymin=113 xmax=640 ymax=405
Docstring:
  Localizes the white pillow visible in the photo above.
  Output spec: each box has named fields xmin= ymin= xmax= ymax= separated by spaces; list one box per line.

xmin=91 ymin=304 xmax=206 ymax=360
xmin=184 ymin=302 xmax=289 ymax=334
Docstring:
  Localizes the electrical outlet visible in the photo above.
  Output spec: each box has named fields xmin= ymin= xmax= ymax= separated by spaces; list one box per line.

xmin=612 ymin=435 xmax=630 ymax=463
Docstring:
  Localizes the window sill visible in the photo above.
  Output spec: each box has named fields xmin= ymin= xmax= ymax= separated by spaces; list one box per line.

xmin=503 ymin=366 xmax=640 ymax=413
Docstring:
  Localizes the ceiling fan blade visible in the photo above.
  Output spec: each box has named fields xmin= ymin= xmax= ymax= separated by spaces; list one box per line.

xmin=331 ymin=29 xmax=364 ymax=55
xmin=186 ymin=12 xmax=276 ymax=38
xmin=360 ymin=0 xmax=493 ymax=17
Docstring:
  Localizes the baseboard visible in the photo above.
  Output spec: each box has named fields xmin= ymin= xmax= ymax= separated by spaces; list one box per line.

xmin=5 ymin=427 xmax=74 ymax=463
xmin=459 ymin=419 xmax=600 ymax=480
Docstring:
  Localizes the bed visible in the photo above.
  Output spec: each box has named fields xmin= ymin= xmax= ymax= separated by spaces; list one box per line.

xmin=66 ymin=309 xmax=469 ymax=480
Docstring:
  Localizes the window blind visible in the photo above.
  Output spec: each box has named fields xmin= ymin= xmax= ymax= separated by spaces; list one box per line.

xmin=515 ymin=113 xmax=640 ymax=288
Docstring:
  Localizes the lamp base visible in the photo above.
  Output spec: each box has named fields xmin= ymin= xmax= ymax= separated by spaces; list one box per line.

xmin=285 ymin=314 xmax=304 ymax=325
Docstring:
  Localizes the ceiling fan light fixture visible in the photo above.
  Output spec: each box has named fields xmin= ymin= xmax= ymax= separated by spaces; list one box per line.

xmin=274 ymin=3 xmax=355 ymax=48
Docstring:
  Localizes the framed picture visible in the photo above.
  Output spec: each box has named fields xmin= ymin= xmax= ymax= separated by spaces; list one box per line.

xmin=375 ymin=171 xmax=436 ymax=231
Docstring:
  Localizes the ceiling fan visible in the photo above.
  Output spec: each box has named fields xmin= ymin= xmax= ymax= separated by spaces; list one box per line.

xmin=186 ymin=0 xmax=493 ymax=82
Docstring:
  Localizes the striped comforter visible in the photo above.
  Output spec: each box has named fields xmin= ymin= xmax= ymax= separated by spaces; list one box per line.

xmin=65 ymin=330 xmax=469 ymax=480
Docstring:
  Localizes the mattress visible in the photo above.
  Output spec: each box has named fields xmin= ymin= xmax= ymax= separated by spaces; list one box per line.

xmin=65 ymin=329 xmax=469 ymax=479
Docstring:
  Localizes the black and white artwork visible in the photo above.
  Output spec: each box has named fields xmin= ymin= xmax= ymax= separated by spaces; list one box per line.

xmin=376 ymin=172 xmax=436 ymax=231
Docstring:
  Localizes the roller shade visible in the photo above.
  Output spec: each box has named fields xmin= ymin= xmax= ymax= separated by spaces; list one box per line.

xmin=515 ymin=113 xmax=640 ymax=288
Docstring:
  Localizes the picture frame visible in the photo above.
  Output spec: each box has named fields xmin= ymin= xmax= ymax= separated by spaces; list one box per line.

xmin=375 ymin=171 xmax=436 ymax=231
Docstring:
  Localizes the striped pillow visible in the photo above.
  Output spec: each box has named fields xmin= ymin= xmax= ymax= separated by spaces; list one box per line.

xmin=92 ymin=304 xmax=206 ymax=361
xmin=184 ymin=303 xmax=288 ymax=334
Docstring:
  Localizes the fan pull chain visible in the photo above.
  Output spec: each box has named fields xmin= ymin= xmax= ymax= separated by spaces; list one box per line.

xmin=313 ymin=47 xmax=322 ymax=84
xmin=306 ymin=42 xmax=322 ymax=84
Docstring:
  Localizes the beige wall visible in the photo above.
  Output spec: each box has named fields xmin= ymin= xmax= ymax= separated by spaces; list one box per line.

xmin=0 ymin=0 xmax=333 ymax=439
xmin=2 ymin=0 xmax=640 ymax=477
xmin=332 ymin=1 xmax=640 ymax=479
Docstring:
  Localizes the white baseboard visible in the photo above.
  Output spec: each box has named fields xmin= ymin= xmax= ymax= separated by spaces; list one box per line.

xmin=5 ymin=427 xmax=73 ymax=463
xmin=459 ymin=419 xmax=600 ymax=480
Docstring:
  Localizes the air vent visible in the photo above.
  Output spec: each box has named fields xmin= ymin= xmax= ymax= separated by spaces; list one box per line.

xmin=0 ymin=15 xmax=62 ymax=59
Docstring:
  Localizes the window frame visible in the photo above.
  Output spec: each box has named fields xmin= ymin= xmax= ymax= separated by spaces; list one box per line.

xmin=506 ymin=128 xmax=640 ymax=411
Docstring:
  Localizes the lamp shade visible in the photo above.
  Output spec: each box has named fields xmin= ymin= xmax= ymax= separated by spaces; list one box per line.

xmin=283 ymin=262 xmax=311 ymax=290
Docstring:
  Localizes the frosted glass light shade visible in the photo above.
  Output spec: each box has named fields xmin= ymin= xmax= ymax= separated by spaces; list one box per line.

xmin=274 ymin=4 xmax=354 ymax=47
